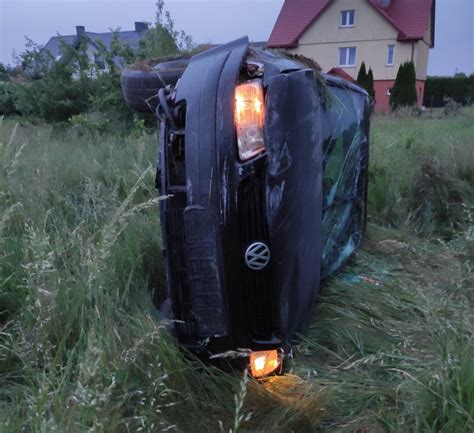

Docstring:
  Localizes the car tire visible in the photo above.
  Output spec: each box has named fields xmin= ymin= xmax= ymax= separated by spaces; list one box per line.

xmin=121 ymin=58 xmax=189 ymax=113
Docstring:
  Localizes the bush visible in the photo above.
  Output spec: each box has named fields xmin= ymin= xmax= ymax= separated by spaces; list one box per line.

xmin=443 ymin=96 xmax=461 ymax=116
xmin=0 ymin=82 xmax=19 ymax=115
xmin=0 ymin=63 xmax=11 ymax=81
xmin=15 ymin=63 xmax=92 ymax=123
xmin=390 ymin=61 xmax=417 ymax=110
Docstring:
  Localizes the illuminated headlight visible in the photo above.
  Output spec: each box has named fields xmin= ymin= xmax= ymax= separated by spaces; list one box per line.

xmin=234 ymin=80 xmax=266 ymax=161
xmin=250 ymin=350 xmax=282 ymax=378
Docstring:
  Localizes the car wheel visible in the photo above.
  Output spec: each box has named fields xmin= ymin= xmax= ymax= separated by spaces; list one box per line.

xmin=121 ymin=58 xmax=189 ymax=113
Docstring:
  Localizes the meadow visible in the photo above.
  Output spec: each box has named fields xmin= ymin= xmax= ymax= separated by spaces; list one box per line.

xmin=0 ymin=109 xmax=473 ymax=432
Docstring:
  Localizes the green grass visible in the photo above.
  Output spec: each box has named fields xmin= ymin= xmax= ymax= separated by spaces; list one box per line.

xmin=369 ymin=110 xmax=474 ymax=234
xmin=0 ymin=109 xmax=473 ymax=432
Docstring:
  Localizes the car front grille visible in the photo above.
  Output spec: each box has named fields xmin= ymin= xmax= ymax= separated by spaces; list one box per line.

xmin=238 ymin=175 xmax=277 ymax=339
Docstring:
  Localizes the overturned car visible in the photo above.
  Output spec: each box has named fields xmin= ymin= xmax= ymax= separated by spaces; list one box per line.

xmin=121 ymin=37 xmax=370 ymax=377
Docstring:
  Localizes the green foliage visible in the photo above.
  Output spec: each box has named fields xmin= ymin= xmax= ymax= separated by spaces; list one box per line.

xmin=390 ymin=61 xmax=418 ymax=110
xmin=137 ymin=0 xmax=193 ymax=59
xmin=3 ymin=0 xmax=191 ymax=132
xmin=443 ymin=96 xmax=461 ymax=116
xmin=17 ymin=67 xmax=92 ymax=122
xmin=356 ymin=62 xmax=367 ymax=88
xmin=356 ymin=62 xmax=375 ymax=99
xmin=0 ymin=64 xmax=11 ymax=82
xmin=366 ymin=67 xmax=375 ymax=98
xmin=424 ymin=74 xmax=474 ymax=107
xmin=17 ymin=37 xmax=54 ymax=78
xmin=0 ymin=82 xmax=19 ymax=115
xmin=70 ymin=112 xmax=109 ymax=132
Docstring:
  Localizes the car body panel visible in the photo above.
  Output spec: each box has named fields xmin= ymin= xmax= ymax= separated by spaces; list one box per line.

xmin=264 ymin=69 xmax=323 ymax=341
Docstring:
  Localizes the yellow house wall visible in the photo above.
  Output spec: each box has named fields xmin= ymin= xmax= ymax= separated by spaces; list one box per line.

xmin=287 ymin=0 xmax=430 ymax=81
xmin=423 ymin=9 xmax=432 ymax=46
xmin=414 ymin=41 xmax=430 ymax=80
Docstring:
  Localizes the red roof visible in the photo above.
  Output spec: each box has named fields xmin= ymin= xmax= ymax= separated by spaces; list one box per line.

xmin=267 ymin=0 xmax=333 ymax=48
xmin=369 ymin=0 xmax=434 ymax=43
xmin=268 ymin=0 xmax=434 ymax=48
xmin=327 ymin=67 xmax=356 ymax=83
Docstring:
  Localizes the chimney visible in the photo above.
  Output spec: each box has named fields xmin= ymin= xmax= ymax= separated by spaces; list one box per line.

xmin=134 ymin=22 xmax=148 ymax=32
xmin=76 ymin=25 xmax=85 ymax=36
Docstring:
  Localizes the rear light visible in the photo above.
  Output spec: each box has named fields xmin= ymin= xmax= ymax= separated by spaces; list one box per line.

xmin=250 ymin=350 xmax=282 ymax=378
xmin=234 ymin=80 xmax=266 ymax=161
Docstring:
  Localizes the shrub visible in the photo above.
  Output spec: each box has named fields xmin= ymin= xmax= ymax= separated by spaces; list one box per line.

xmin=443 ymin=96 xmax=461 ymax=116
xmin=390 ymin=61 xmax=417 ymax=110
xmin=0 ymin=63 xmax=11 ymax=81
xmin=0 ymin=82 xmax=19 ymax=115
xmin=14 ymin=61 xmax=92 ymax=122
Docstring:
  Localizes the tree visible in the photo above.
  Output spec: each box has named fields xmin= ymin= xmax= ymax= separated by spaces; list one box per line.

xmin=366 ymin=67 xmax=375 ymax=99
xmin=357 ymin=62 xmax=367 ymax=89
xmin=390 ymin=61 xmax=417 ymax=110
xmin=137 ymin=0 xmax=193 ymax=59
xmin=357 ymin=62 xmax=375 ymax=99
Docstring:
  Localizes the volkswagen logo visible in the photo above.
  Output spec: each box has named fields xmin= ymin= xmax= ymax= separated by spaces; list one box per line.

xmin=245 ymin=242 xmax=271 ymax=271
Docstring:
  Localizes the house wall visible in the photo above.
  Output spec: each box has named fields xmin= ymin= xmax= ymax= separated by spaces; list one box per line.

xmin=288 ymin=0 xmax=430 ymax=82
xmin=423 ymin=9 xmax=433 ymax=46
xmin=414 ymin=40 xmax=430 ymax=81
xmin=373 ymin=79 xmax=426 ymax=113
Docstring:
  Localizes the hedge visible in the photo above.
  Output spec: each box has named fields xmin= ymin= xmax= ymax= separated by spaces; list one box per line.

xmin=424 ymin=75 xmax=474 ymax=107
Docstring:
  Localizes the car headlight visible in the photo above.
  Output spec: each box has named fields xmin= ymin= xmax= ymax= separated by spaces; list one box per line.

xmin=234 ymin=80 xmax=266 ymax=161
xmin=250 ymin=350 xmax=282 ymax=378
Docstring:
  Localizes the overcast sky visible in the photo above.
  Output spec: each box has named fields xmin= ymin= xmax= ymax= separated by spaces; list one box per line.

xmin=1 ymin=0 xmax=473 ymax=76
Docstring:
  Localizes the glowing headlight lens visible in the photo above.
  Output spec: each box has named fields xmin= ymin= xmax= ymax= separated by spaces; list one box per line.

xmin=250 ymin=350 xmax=281 ymax=378
xmin=235 ymin=80 xmax=265 ymax=161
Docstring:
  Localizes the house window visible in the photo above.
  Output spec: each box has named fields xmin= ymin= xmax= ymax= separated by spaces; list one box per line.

xmin=340 ymin=10 xmax=355 ymax=27
xmin=339 ymin=47 xmax=356 ymax=67
xmin=386 ymin=45 xmax=395 ymax=66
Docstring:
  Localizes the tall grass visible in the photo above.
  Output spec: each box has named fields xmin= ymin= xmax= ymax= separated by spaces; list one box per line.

xmin=0 ymin=109 xmax=473 ymax=432
xmin=369 ymin=108 xmax=474 ymax=235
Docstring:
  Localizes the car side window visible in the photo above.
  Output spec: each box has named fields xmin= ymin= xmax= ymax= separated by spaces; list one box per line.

xmin=320 ymin=85 xmax=369 ymax=279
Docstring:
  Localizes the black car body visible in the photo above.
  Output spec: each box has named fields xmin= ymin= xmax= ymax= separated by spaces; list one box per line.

xmin=122 ymin=37 xmax=370 ymax=370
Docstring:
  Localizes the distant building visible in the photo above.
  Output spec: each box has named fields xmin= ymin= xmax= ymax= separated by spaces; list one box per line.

xmin=268 ymin=0 xmax=436 ymax=113
xmin=37 ymin=22 xmax=149 ymax=74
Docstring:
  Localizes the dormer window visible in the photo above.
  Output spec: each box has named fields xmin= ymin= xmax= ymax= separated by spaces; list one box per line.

xmin=340 ymin=10 xmax=355 ymax=27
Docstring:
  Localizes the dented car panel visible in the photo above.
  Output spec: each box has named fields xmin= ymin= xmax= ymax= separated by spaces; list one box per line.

xmin=150 ymin=36 xmax=370 ymax=356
